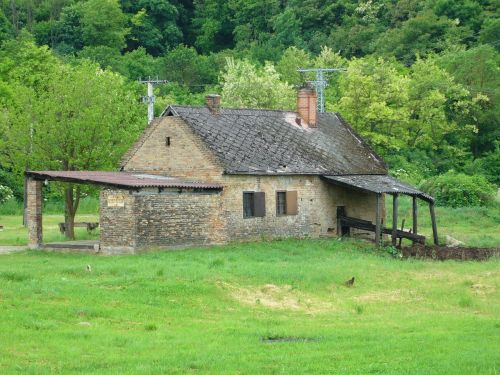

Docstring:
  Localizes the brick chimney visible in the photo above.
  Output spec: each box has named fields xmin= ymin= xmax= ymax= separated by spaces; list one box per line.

xmin=206 ymin=94 xmax=221 ymax=115
xmin=296 ymin=85 xmax=317 ymax=127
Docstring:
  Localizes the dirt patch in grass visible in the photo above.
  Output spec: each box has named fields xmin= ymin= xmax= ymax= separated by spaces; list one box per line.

xmin=218 ymin=282 xmax=335 ymax=313
xmin=402 ymin=245 xmax=499 ymax=261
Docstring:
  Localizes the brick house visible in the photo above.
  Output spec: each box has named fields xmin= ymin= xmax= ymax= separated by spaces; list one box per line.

xmin=26 ymin=87 xmax=437 ymax=254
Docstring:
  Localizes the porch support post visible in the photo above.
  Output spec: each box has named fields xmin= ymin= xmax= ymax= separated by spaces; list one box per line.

xmin=392 ymin=193 xmax=398 ymax=246
xmin=26 ymin=177 xmax=43 ymax=249
xmin=375 ymin=193 xmax=382 ymax=247
xmin=429 ymin=201 xmax=439 ymax=245
xmin=412 ymin=196 xmax=418 ymax=244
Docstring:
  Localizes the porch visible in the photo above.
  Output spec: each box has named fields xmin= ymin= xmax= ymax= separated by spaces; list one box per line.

xmin=323 ymin=174 xmax=438 ymax=246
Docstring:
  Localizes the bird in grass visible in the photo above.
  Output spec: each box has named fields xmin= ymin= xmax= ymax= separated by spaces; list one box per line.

xmin=344 ymin=277 xmax=355 ymax=287
xmin=86 ymin=264 xmax=92 ymax=272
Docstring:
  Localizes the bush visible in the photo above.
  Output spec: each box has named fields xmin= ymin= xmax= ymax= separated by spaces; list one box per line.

xmin=0 ymin=184 xmax=14 ymax=204
xmin=420 ymin=172 xmax=496 ymax=208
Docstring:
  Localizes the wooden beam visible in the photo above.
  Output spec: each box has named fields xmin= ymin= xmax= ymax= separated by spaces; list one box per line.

xmin=412 ymin=196 xmax=418 ymax=244
xmin=429 ymin=201 xmax=439 ymax=245
xmin=392 ymin=194 xmax=398 ymax=246
xmin=375 ymin=193 xmax=382 ymax=246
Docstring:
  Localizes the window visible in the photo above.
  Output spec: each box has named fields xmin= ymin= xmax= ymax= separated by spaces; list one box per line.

xmin=243 ymin=192 xmax=265 ymax=218
xmin=165 ymin=137 xmax=171 ymax=146
xmin=276 ymin=191 xmax=298 ymax=215
xmin=276 ymin=191 xmax=286 ymax=215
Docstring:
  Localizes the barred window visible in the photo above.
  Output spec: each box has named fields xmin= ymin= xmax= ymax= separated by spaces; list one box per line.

xmin=276 ymin=191 xmax=298 ymax=215
xmin=276 ymin=191 xmax=286 ymax=215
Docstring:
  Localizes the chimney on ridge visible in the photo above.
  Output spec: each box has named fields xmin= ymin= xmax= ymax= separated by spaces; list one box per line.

xmin=296 ymin=84 xmax=317 ymax=127
xmin=206 ymin=94 xmax=221 ymax=115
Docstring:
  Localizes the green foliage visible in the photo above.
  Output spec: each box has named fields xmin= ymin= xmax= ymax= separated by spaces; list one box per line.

xmin=0 ymin=184 xmax=13 ymax=204
xmin=420 ymin=171 xmax=495 ymax=207
xmin=221 ymin=58 xmax=294 ymax=109
xmin=80 ymin=0 xmax=128 ymax=49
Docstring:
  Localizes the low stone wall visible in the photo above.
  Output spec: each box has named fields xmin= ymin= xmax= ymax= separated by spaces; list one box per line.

xmin=402 ymin=245 xmax=499 ymax=261
xmin=99 ymin=188 xmax=223 ymax=254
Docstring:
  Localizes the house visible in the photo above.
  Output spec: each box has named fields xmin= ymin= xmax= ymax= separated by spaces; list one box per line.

xmin=25 ymin=86 xmax=437 ymax=254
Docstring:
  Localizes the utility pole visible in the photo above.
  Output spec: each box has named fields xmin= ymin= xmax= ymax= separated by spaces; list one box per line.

xmin=297 ymin=68 xmax=345 ymax=113
xmin=139 ymin=77 xmax=168 ymax=124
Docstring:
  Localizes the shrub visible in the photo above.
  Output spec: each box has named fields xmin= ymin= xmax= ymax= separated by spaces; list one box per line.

xmin=420 ymin=172 xmax=495 ymax=207
xmin=0 ymin=184 xmax=14 ymax=204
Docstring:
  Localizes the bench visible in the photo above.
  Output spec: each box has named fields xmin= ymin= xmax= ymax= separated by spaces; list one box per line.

xmin=59 ymin=222 xmax=99 ymax=234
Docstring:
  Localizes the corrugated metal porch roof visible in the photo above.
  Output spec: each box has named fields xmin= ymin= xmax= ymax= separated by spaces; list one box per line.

xmin=25 ymin=171 xmax=222 ymax=190
xmin=322 ymin=174 xmax=433 ymax=202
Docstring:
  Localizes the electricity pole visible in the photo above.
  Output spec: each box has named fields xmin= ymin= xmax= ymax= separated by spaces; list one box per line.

xmin=139 ymin=77 xmax=168 ymax=124
xmin=297 ymin=68 xmax=345 ymax=113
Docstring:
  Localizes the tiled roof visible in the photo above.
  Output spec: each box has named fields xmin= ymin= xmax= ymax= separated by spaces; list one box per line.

xmin=163 ymin=106 xmax=387 ymax=175
xmin=25 ymin=171 xmax=222 ymax=190
xmin=323 ymin=175 xmax=433 ymax=201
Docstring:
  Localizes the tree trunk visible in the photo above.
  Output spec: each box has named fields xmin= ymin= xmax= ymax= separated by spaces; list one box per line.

xmin=64 ymin=185 xmax=81 ymax=240
xmin=64 ymin=185 xmax=75 ymax=239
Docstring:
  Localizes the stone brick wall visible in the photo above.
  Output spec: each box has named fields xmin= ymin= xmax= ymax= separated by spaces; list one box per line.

xmin=134 ymin=189 xmax=225 ymax=248
xmin=100 ymin=190 xmax=137 ymax=254
xmin=99 ymin=188 xmax=225 ymax=254
xmin=218 ymin=175 xmax=379 ymax=241
xmin=122 ymin=116 xmax=224 ymax=178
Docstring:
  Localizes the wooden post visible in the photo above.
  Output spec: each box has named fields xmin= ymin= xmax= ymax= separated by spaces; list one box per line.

xmin=429 ymin=201 xmax=439 ymax=245
xmin=392 ymin=194 xmax=398 ymax=246
xmin=412 ymin=196 xmax=418 ymax=244
xmin=375 ymin=193 xmax=382 ymax=246
xmin=26 ymin=178 xmax=43 ymax=249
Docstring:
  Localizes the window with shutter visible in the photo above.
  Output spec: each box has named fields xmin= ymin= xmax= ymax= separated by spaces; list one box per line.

xmin=253 ymin=192 xmax=266 ymax=217
xmin=276 ymin=191 xmax=286 ymax=215
xmin=286 ymin=191 xmax=298 ymax=215
xmin=243 ymin=192 xmax=254 ymax=218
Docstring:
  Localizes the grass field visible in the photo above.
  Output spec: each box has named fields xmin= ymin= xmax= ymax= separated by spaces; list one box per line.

xmin=0 ymin=239 xmax=499 ymax=374
xmin=1 ymin=197 xmax=498 ymax=247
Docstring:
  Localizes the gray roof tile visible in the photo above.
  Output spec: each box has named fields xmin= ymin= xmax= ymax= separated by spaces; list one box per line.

xmin=164 ymin=106 xmax=387 ymax=175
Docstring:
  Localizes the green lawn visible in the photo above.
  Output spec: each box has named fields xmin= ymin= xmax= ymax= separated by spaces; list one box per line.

xmin=0 ymin=214 xmax=99 ymax=246
xmin=0 ymin=239 xmax=499 ymax=374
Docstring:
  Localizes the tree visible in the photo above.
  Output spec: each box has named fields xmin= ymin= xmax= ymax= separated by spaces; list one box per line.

xmin=220 ymin=57 xmax=294 ymax=109
xmin=80 ymin=0 xmax=128 ymax=49
xmin=0 ymin=40 xmax=144 ymax=239
xmin=374 ymin=10 xmax=471 ymax=65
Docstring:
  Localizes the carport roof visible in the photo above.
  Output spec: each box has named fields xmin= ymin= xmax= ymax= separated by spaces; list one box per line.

xmin=25 ymin=171 xmax=222 ymax=190
xmin=322 ymin=174 xmax=433 ymax=202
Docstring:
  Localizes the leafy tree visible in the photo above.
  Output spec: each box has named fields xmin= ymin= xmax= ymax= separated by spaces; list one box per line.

xmin=276 ymin=47 xmax=313 ymax=86
xmin=192 ymin=0 xmax=234 ymax=53
xmin=0 ymin=8 xmax=13 ymax=43
xmin=80 ymin=0 xmax=128 ymax=49
xmin=160 ymin=45 xmax=220 ymax=89
xmin=479 ymin=18 xmax=500 ymax=50
xmin=121 ymin=0 xmax=184 ymax=55
xmin=374 ymin=10 xmax=471 ymax=64
xmin=437 ymin=45 xmax=499 ymax=156
xmin=0 ymin=40 xmax=144 ymax=238
xmin=220 ymin=57 xmax=294 ymax=109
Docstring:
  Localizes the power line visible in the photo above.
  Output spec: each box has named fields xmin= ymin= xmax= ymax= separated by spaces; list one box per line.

xmin=139 ymin=77 xmax=168 ymax=124
xmin=297 ymin=68 xmax=346 ymax=112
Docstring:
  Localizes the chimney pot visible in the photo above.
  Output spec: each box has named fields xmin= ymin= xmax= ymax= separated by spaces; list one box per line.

xmin=297 ymin=85 xmax=317 ymax=127
xmin=206 ymin=94 xmax=221 ymax=114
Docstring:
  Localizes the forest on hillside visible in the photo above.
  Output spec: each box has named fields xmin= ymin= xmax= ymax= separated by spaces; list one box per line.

xmin=0 ymin=0 xmax=498 ymax=208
